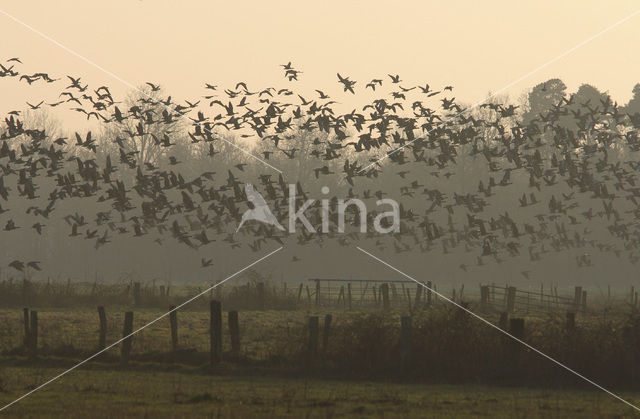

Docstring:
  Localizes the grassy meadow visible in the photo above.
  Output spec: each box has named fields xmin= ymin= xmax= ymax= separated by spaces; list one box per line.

xmin=0 ymin=365 xmax=638 ymax=418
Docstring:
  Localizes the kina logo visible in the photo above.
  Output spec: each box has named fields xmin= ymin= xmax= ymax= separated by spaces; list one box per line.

xmin=235 ymin=184 xmax=286 ymax=233
xmin=235 ymin=183 xmax=400 ymax=235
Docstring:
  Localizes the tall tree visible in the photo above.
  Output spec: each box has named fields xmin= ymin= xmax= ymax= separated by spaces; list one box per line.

xmin=522 ymin=78 xmax=567 ymax=125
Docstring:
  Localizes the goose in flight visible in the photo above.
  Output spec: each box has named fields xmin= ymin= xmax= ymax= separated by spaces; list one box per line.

xmin=235 ymin=184 xmax=285 ymax=233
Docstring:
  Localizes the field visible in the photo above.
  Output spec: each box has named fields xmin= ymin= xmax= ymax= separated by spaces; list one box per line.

xmin=0 ymin=365 xmax=638 ymax=418
xmin=1 ymin=301 xmax=640 ymax=416
xmin=0 ymin=308 xmax=305 ymax=361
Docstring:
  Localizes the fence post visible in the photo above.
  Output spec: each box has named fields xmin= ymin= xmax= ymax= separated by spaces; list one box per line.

xmin=506 ymin=287 xmax=516 ymax=313
xmin=565 ymin=311 xmax=576 ymax=330
xmin=308 ymin=316 xmax=319 ymax=361
xmin=338 ymin=286 xmax=345 ymax=308
xmin=257 ymin=282 xmax=265 ymax=310
xmin=228 ymin=310 xmax=240 ymax=357
xmin=498 ymin=312 xmax=508 ymax=330
xmin=426 ymin=281 xmax=432 ymax=307
xmin=347 ymin=283 xmax=352 ymax=310
xmin=508 ymin=318 xmax=525 ymax=359
xmin=509 ymin=318 xmax=524 ymax=338
xmin=21 ymin=279 xmax=28 ymax=306
xmin=121 ymin=311 xmax=134 ymax=364
xmin=169 ymin=305 xmax=178 ymax=351
xmin=97 ymin=306 xmax=107 ymax=350
xmin=29 ymin=310 xmax=38 ymax=359
xmin=581 ymin=290 xmax=587 ymax=312
xmin=573 ymin=286 xmax=582 ymax=311
xmin=210 ymin=300 xmax=222 ymax=366
xmin=133 ymin=282 xmax=141 ymax=307
xmin=315 ymin=280 xmax=321 ymax=307
xmin=400 ymin=316 xmax=412 ymax=371
xmin=22 ymin=308 xmax=30 ymax=347
xmin=414 ymin=284 xmax=423 ymax=308
xmin=380 ymin=283 xmax=390 ymax=311
xmin=480 ymin=286 xmax=489 ymax=310
xmin=297 ymin=283 xmax=303 ymax=303
xmin=322 ymin=314 xmax=332 ymax=353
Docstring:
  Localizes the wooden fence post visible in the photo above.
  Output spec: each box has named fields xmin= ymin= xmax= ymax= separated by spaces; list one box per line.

xmin=169 ymin=305 xmax=178 ymax=351
xmin=573 ymin=286 xmax=582 ymax=311
xmin=121 ymin=311 xmax=134 ymax=364
xmin=347 ymin=283 xmax=352 ymax=310
xmin=581 ymin=290 xmax=587 ymax=312
xmin=256 ymin=282 xmax=265 ymax=310
xmin=338 ymin=286 xmax=345 ymax=308
xmin=322 ymin=314 xmax=332 ymax=353
xmin=415 ymin=284 xmax=423 ymax=308
xmin=508 ymin=318 xmax=525 ymax=359
xmin=380 ymin=283 xmax=390 ymax=311
xmin=210 ymin=300 xmax=222 ymax=366
xmin=400 ymin=316 xmax=412 ymax=370
xmin=97 ymin=306 xmax=107 ymax=350
xmin=565 ymin=311 xmax=575 ymax=330
xmin=506 ymin=287 xmax=516 ymax=313
xmin=22 ymin=308 xmax=30 ymax=347
xmin=509 ymin=318 xmax=524 ymax=338
xmin=228 ymin=310 xmax=240 ymax=357
xmin=480 ymin=286 xmax=489 ymax=310
xmin=498 ymin=312 xmax=508 ymax=330
xmin=308 ymin=316 xmax=319 ymax=360
xmin=297 ymin=283 xmax=303 ymax=303
xmin=133 ymin=282 xmax=141 ymax=307
xmin=426 ymin=281 xmax=432 ymax=307
xmin=315 ymin=280 xmax=321 ymax=307
xmin=29 ymin=310 xmax=38 ymax=358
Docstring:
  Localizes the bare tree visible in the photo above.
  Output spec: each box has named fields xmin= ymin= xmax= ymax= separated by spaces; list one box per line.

xmin=99 ymin=85 xmax=186 ymax=168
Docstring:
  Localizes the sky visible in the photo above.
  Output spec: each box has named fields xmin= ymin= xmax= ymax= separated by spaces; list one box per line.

xmin=1 ymin=2 xmax=640 ymax=290
xmin=1 ymin=1 xmax=639 ymax=117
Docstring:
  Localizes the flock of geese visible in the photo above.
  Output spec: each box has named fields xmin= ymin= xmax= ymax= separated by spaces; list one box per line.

xmin=1 ymin=57 xmax=640 ymax=277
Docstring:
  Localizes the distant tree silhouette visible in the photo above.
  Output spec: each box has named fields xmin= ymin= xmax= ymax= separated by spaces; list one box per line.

xmin=100 ymin=85 xmax=186 ymax=168
xmin=625 ymin=84 xmax=640 ymax=128
xmin=522 ymin=78 xmax=567 ymax=125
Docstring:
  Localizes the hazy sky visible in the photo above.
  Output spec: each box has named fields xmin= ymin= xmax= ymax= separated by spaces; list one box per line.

xmin=1 ymin=2 xmax=640 ymax=290
xmin=1 ymin=1 xmax=639 ymax=115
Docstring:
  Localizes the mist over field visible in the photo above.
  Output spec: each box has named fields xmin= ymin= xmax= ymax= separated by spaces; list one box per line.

xmin=2 ymin=2 xmax=640 ymax=417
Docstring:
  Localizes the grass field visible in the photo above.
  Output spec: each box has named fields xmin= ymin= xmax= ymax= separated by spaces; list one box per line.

xmin=0 ymin=308 xmax=312 ymax=361
xmin=2 ymin=306 xmax=640 ymax=416
xmin=0 ymin=365 xmax=638 ymax=418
